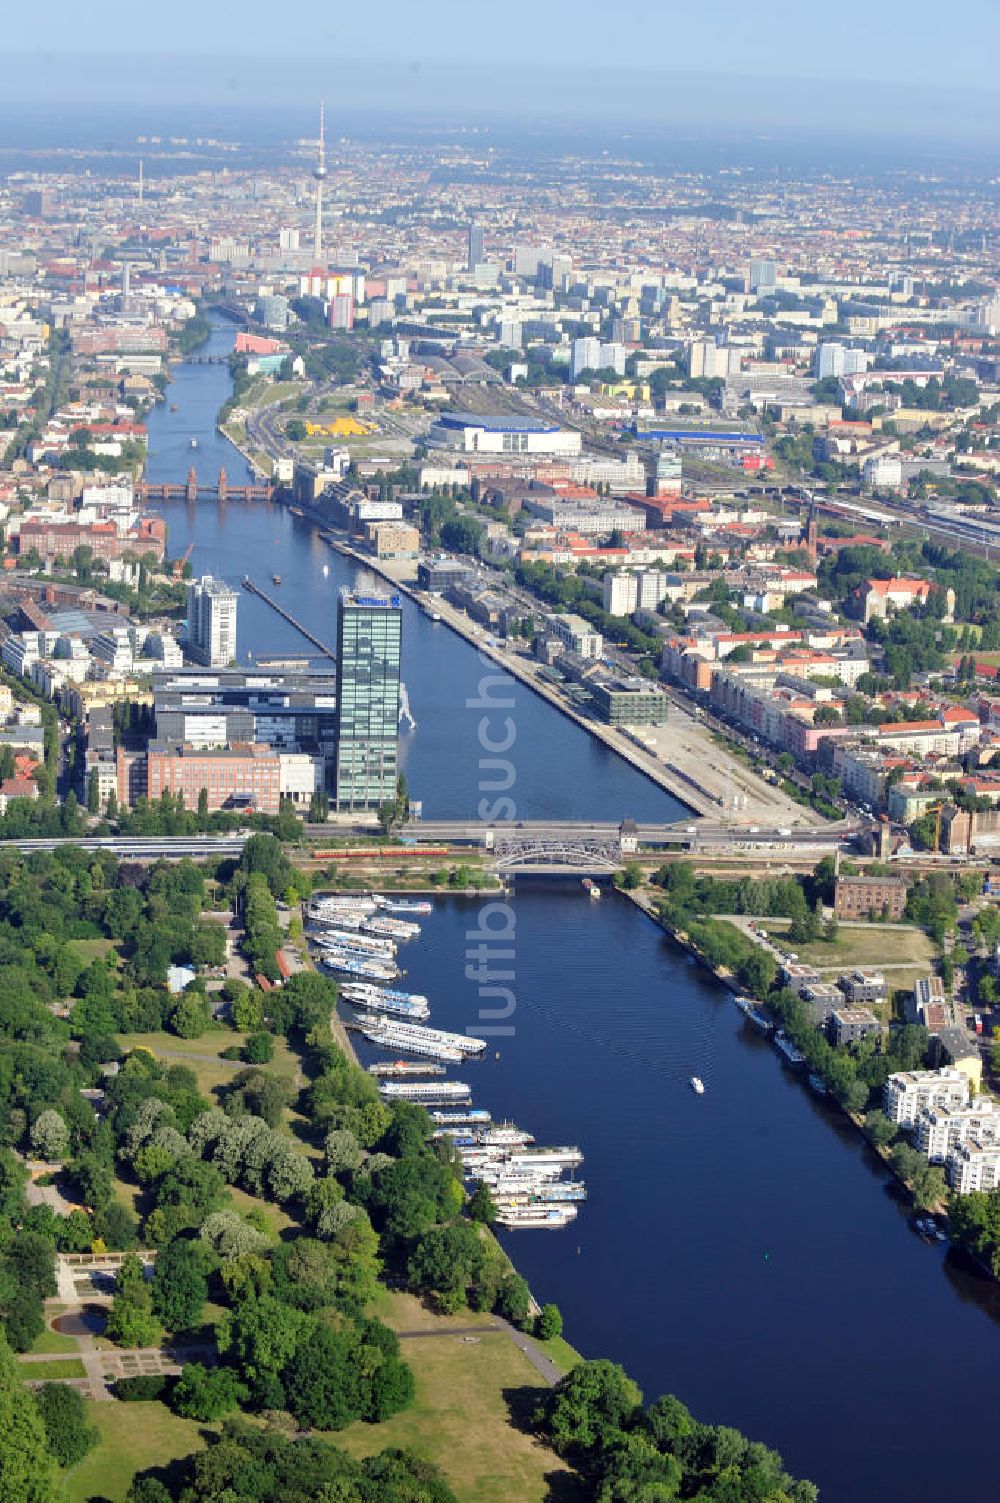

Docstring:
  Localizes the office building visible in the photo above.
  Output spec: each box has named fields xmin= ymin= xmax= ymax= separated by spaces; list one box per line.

xmin=591 ymin=680 xmax=668 ymax=727
xmin=334 ymin=589 xmax=402 ymax=811
xmin=147 ymin=743 xmax=281 ymax=814
xmin=186 ymin=576 xmax=238 ymax=667
xmin=468 ymin=222 xmax=485 ymax=271
xmin=151 ymin=667 xmax=339 ymax=764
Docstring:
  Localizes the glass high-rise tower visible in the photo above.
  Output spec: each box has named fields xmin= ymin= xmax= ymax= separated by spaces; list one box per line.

xmin=334 ymin=588 xmax=402 ymax=811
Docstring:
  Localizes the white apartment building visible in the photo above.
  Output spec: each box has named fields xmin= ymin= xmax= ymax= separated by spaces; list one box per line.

xmin=187 ymin=576 xmax=238 ymax=668
xmin=916 ymin=1100 xmax=1000 ymax=1163
xmin=815 ymin=343 xmax=869 ymax=380
xmin=883 ymin=1067 xmax=970 ymax=1127
xmin=571 ymin=338 xmax=627 ymax=380
xmin=545 ymin=613 xmax=603 ymax=660
xmin=603 ymin=572 xmax=638 ymax=617
xmin=863 ymin=454 xmax=903 ymax=489
xmin=947 ymin=1139 xmax=1000 ymax=1195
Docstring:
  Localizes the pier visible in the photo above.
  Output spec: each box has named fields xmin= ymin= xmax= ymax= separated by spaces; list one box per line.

xmin=240 ymin=576 xmax=337 ymax=661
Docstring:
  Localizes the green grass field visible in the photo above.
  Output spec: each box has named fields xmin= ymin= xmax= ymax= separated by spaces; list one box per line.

xmin=115 ymin=1030 xmax=300 ymax=1102
xmin=30 ymin=1311 xmax=80 ymax=1355
xmin=18 ymin=1358 xmax=87 ymax=1379
xmin=758 ymin=919 xmax=936 ymax=971
xmin=332 ymin=1330 xmax=572 ymax=1503
xmin=66 ymin=1403 xmax=212 ymax=1503
xmin=68 ymin=938 xmax=119 ymax=963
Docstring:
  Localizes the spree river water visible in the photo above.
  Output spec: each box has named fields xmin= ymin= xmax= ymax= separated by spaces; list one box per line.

xmin=145 ymin=321 xmax=1000 ymax=1502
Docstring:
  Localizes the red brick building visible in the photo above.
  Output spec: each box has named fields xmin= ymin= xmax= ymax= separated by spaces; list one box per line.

xmin=16 ymin=516 xmax=166 ymax=563
xmin=117 ymin=744 xmax=281 ymax=814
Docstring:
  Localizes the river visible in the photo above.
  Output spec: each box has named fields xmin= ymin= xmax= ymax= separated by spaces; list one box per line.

xmin=144 ymin=319 xmax=1000 ymax=1502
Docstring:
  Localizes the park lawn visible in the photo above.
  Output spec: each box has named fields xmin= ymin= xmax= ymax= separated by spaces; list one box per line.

xmin=68 ymin=937 xmax=119 ymax=964
xmin=370 ymin=1289 xmax=499 ymax=1335
xmin=31 ymin=1311 xmax=80 ymax=1355
xmin=115 ymin=1030 xmax=300 ymax=1102
xmin=757 ymin=919 xmax=936 ymax=971
xmin=330 ymin=1329 xmax=571 ymax=1503
xmin=66 ymin=1402 xmax=212 ymax=1503
xmin=534 ymin=1333 xmax=583 ymax=1376
xmin=17 ymin=1357 xmax=86 ymax=1378
xmin=226 ymin=1184 xmax=297 ymax=1237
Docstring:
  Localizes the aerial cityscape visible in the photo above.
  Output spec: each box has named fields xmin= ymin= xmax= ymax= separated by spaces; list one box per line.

xmin=0 ymin=7 xmax=998 ymax=1503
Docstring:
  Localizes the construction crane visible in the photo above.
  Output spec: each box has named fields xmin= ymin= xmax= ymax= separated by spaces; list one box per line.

xmin=172 ymin=541 xmax=195 ymax=581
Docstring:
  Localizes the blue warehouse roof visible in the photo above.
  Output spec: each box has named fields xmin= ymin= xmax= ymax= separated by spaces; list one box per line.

xmin=438 ymin=411 xmax=560 ymax=434
xmin=634 ymin=425 xmax=764 ymax=444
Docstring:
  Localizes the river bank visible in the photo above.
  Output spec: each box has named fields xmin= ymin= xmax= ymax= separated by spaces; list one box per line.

xmin=317 ymin=526 xmax=723 ymax=815
xmin=625 ymin=885 xmax=953 ymax=1217
xmin=144 ymin=317 xmax=1000 ymax=1503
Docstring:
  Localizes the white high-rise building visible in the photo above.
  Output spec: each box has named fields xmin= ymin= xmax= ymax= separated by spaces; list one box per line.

xmin=603 ymin=572 xmax=638 ymax=617
xmin=815 ymin=342 xmax=870 ymax=380
xmin=572 ymin=337 xmax=603 ymax=380
xmin=187 ymin=576 xmax=238 ymax=668
xmin=749 ymin=257 xmax=777 ymax=293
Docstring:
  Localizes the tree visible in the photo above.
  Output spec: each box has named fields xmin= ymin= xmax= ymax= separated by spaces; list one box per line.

xmin=496 ymin=1273 xmax=533 ymax=1329
xmin=544 ymin=1359 xmax=643 ymax=1461
xmin=29 ymin=1110 xmax=69 ymax=1161
xmin=0 ymin=1331 xmax=63 ymax=1502
xmin=169 ymin=989 xmax=212 ymax=1040
xmin=284 ymin=1323 xmax=363 ymax=1430
xmin=106 ymin=1255 xmax=163 ymax=1349
xmin=33 ymin=1381 xmax=99 ymax=1467
xmin=864 ymin=1110 xmax=899 ymax=1149
xmin=467 ymin=1182 xmax=496 ymax=1224
xmin=536 ymin=1303 xmax=563 ymax=1341
xmin=324 ymin=1128 xmax=362 ymax=1176
xmin=199 ymin=1210 xmax=270 ymax=1263
xmin=150 ymin=1238 xmax=208 ymax=1332
xmin=243 ymin=1031 xmax=274 ymax=1064
xmin=170 ymin=1362 xmax=247 ymax=1422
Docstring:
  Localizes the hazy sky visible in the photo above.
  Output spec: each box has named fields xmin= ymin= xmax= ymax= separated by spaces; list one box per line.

xmin=4 ymin=1 xmax=999 ymax=139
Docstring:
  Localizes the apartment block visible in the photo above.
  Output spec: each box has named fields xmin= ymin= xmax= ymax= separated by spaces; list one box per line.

xmin=883 ymin=1067 xmax=970 ymax=1127
xmin=916 ymin=1100 xmax=1000 ymax=1163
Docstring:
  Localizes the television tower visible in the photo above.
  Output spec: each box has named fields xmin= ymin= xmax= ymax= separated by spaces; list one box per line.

xmin=312 ymin=102 xmax=327 ymax=265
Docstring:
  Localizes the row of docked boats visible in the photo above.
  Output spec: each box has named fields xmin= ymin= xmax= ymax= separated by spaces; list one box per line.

xmin=307 ymin=890 xmax=585 ymax=1229
xmin=734 ymin=994 xmax=809 ymax=1071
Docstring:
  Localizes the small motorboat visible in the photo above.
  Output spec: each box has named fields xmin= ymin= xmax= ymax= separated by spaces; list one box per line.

xmin=190 ymin=437 xmax=199 ymax=448
xmin=691 ymin=1076 xmax=705 ymax=1095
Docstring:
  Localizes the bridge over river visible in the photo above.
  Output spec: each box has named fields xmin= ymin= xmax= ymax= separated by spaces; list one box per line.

xmin=305 ymin=817 xmax=864 ymax=874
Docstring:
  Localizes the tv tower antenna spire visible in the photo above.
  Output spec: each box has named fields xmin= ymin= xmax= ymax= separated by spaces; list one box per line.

xmin=312 ymin=102 xmax=327 ymax=265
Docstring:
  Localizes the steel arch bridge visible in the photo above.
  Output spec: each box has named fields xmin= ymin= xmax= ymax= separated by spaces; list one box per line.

xmin=489 ymin=831 xmax=625 ymax=873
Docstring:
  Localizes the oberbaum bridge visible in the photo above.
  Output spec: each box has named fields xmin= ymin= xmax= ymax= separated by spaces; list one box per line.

xmin=137 ymin=467 xmax=273 ymax=505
